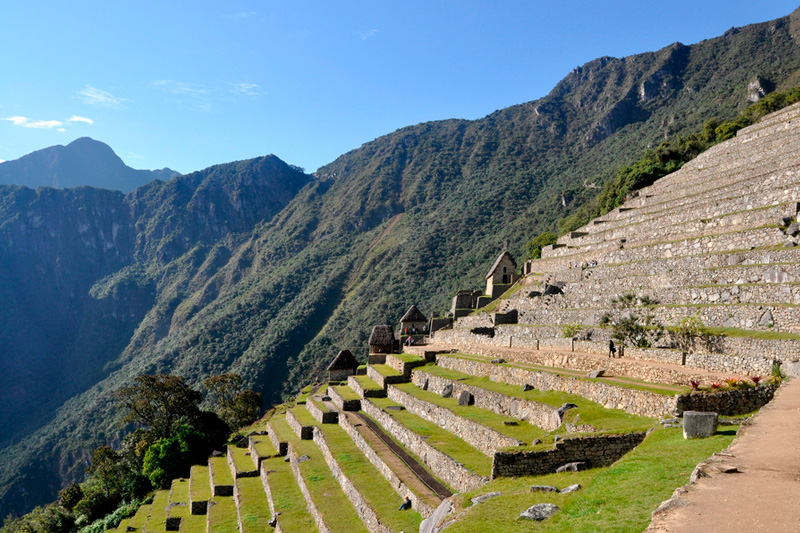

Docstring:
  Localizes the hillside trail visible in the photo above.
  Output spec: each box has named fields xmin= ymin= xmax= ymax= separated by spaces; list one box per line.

xmin=646 ymin=378 xmax=800 ymax=532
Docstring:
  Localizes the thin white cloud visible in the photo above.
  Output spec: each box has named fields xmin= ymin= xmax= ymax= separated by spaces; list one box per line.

xmin=78 ymin=86 xmax=126 ymax=107
xmin=359 ymin=29 xmax=379 ymax=40
xmin=153 ymin=80 xmax=211 ymax=111
xmin=69 ymin=115 xmax=94 ymax=125
xmin=225 ymin=11 xmax=257 ymax=21
xmin=57 ymin=128 xmax=66 ymax=132
xmin=231 ymin=83 xmax=264 ymax=96
xmin=4 ymin=116 xmax=63 ymax=129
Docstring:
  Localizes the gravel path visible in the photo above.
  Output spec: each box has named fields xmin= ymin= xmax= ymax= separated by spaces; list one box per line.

xmin=647 ymin=379 xmax=800 ymax=532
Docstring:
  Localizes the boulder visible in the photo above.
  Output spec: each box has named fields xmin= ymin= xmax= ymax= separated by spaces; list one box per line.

xmin=759 ymin=310 xmax=774 ymax=327
xmin=555 ymin=461 xmax=588 ymax=473
xmin=560 ymin=484 xmax=582 ymax=494
xmin=786 ymin=222 xmax=799 ymax=236
xmin=421 ymin=378 xmax=429 ymax=391
xmin=530 ymin=485 xmax=559 ymax=493
xmin=523 ymin=384 xmax=535 ymax=391
xmin=557 ymin=403 xmax=578 ymax=419
xmin=683 ymin=411 xmax=718 ymax=439
xmin=503 ymin=420 xmax=519 ymax=426
xmin=457 ymin=391 xmax=474 ymax=406
xmin=471 ymin=491 xmax=502 ymax=505
xmin=491 ymin=358 xmax=506 ymax=364
xmin=441 ymin=383 xmax=454 ymax=398
xmin=544 ymin=284 xmax=564 ymax=296
xmin=520 ymin=503 xmax=560 ymax=521
xmin=587 ymin=369 xmax=605 ymax=379
xmin=297 ymin=454 xmax=311 ymax=463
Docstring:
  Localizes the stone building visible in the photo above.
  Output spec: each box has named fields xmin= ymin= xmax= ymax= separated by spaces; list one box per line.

xmin=368 ymin=325 xmax=396 ymax=363
xmin=486 ymin=250 xmax=519 ymax=298
xmin=326 ymin=349 xmax=359 ymax=381
xmin=399 ymin=305 xmax=427 ymax=334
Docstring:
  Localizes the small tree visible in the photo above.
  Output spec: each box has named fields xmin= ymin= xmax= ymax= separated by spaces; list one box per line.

xmin=115 ymin=374 xmax=203 ymax=439
xmin=58 ymin=483 xmax=83 ymax=511
xmin=203 ymin=373 xmax=262 ymax=429
xmin=600 ymin=293 xmax=664 ymax=348
xmin=671 ymin=313 xmax=713 ymax=356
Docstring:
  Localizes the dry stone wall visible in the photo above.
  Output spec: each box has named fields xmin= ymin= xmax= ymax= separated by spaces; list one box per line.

xmin=411 ymin=369 xmax=561 ymax=431
xmin=328 ymin=386 xmax=361 ymax=411
xmin=675 ymin=383 xmax=779 ymax=416
xmin=306 ymin=400 xmax=338 ymax=424
xmin=266 ymin=421 xmax=288 ymax=456
xmin=338 ymin=412 xmax=435 ymax=518
xmin=312 ymin=426 xmax=391 ymax=533
xmin=360 ymin=397 xmax=487 ymax=493
xmin=492 ymin=432 xmax=646 ymax=478
xmin=286 ymin=443 xmax=330 ymax=533
xmin=436 ymin=355 xmax=675 ymax=418
xmin=386 ymin=384 xmax=525 ymax=455
xmin=258 ymin=462 xmax=282 ymax=533
xmin=286 ymin=409 xmax=313 ymax=440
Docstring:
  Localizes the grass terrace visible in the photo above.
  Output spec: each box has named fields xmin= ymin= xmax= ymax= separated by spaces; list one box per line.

xmin=330 ymin=383 xmax=361 ymax=401
xmin=167 ymin=479 xmax=190 ymax=524
xmin=351 ymin=375 xmax=384 ymax=393
xmin=391 ymin=382 xmax=547 ymax=445
xmin=260 ymin=454 xmax=319 ymax=532
xmin=235 ymin=476 xmax=272 ymax=532
xmin=250 ymin=435 xmax=278 ymax=461
xmin=209 ymin=456 xmax=234 ymax=487
xmin=142 ymin=489 xmax=169 ymax=532
xmin=418 ymin=364 xmax=656 ymax=434
xmin=124 ymin=503 xmax=151 ymax=531
xmin=393 ymin=352 xmax=426 ymax=363
xmin=308 ymin=396 xmax=330 ymax=413
xmin=207 ymin=495 xmax=238 ymax=533
xmin=366 ymin=397 xmax=493 ymax=475
xmin=291 ymin=405 xmax=320 ymax=426
xmin=189 ymin=464 xmax=212 ymax=506
xmin=296 ymin=383 xmax=317 ymax=404
xmin=229 ymin=446 xmax=257 ymax=475
xmin=444 ymin=352 xmax=688 ymax=396
xmin=271 ymin=415 xmax=370 ymax=533
xmin=445 ymin=426 xmax=739 ymax=533
xmin=315 ymin=421 xmax=424 ymax=531
xmin=371 ymin=364 xmax=403 ymax=378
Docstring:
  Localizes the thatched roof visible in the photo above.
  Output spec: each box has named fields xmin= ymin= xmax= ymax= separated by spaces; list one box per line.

xmin=400 ymin=305 xmax=427 ymax=323
xmin=485 ymin=250 xmax=517 ymax=279
xmin=369 ymin=325 xmax=395 ymax=345
xmin=327 ymin=349 xmax=359 ymax=371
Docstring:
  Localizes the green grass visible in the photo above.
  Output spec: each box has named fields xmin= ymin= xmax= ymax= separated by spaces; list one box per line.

xmin=352 ymin=375 xmax=383 ymax=392
xmin=309 ymin=396 xmax=330 ymax=413
xmin=273 ymin=415 xmax=370 ymax=533
xmin=236 ymin=476 xmax=272 ymax=533
xmin=445 ymin=426 xmax=738 ymax=532
xmin=370 ymin=364 xmax=402 ymax=377
xmin=417 ymin=364 xmax=656 ymax=434
xmin=444 ymin=353 xmax=685 ymax=396
xmin=189 ymin=465 xmax=211 ymax=503
xmin=296 ymin=384 xmax=317 ymax=404
xmin=703 ymin=326 xmax=800 ymax=341
xmin=127 ymin=503 xmax=152 ymax=530
xmin=142 ymin=489 xmax=169 ymax=532
xmin=392 ymin=382 xmax=546 ymax=445
xmin=331 ymin=384 xmax=361 ymax=401
xmin=229 ymin=446 xmax=257 ymax=474
xmin=207 ymin=496 xmax=238 ymax=533
xmin=291 ymin=405 xmax=319 ymax=426
xmin=392 ymin=352 xmax=425 ymax=363
xmin=167 ymin=479 xmax=190 ymax=522
xmin=178 ymin=512 xmax=207 ymax=532
xmin=316 ymin=422 xmax=424 ymax=531
xmin=367 ymin=396 xmax=493 ymax=475
xmin=250 ymin=436 xmax=278 ymax=460
xmin=260 ymin=454 xmax=319 ymax=532
xmin=209 ymin=456 xmax=234 ymax=486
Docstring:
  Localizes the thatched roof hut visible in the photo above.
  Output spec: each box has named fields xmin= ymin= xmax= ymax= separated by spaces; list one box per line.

xmin=326 ymin=349 xmax=359 ymax=371
xmin=369 ymin=325 xmax=395 ymax=346
xmin=400 ymin=305 xmax=427 ymax=324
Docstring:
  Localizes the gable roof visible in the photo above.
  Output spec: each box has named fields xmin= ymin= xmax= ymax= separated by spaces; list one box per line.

xmin=369 ymin=325 xmax=395 ymax=345
xmin=327 ymin=349 xmax=359 ymax=371
xmin=485 ymin=251 xmax=517 ymax=279
xmin=400 ymin=305 xmax=427 ymax=323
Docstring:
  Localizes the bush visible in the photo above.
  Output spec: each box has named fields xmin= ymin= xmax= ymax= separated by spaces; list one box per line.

xmin=561 ymin=324 xmax=584 ymax=338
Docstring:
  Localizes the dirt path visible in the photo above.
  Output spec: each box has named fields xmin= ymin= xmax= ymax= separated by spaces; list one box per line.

xmin=646 ymin=379 xmax=800 ymax=532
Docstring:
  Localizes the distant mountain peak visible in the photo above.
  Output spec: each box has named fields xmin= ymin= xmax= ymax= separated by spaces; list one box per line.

xmin=0 ymin=137 xmax=179 ymax=192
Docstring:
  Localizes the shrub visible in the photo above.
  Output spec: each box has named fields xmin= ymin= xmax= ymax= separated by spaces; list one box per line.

xmin=561 ymin=324 xmax=584 ymax=338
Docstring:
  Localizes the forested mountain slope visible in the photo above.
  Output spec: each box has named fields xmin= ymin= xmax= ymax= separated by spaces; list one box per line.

xmin=3 ymin=7 xmax=800 ymax=517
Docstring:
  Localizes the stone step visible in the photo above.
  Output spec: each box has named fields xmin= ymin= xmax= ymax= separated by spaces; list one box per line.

xmin=234 ymin=476 xmax=272 ymax=533
xmin=270 ymin=415 xmax=371 ymax=533
xmin=206 ymin=494 xmax=237 ymax=533
xmin=119 ymin=503 xmax=152 ymax=532
xmin=189 ymin=465 xmax=212 ymax=515
xmin=286 ymin=406 xmax=316 ymax=440
xmin=166 ymin=478 xmax=191 ymax=532
xmin=258 ymin=454 xmax=319 ymax=532
xmin=359 ymin=395 xmax=490 ymax=492
xmin=347 ymin=375 xmax=387 ymax=398
xmin=142 ymin=490 xmax=170 ymax=533
xmin=208 ymin=456 xmax=234 ymax=498
xmin=327 ymin=383 xmax=362 ymax=411
xmin=384 ymin=381 xmax=534 ymax=454
xmin=311 ymin=420 xmax=425 ymax=532
xmin=366 ymin=364 xmax=408 ymax=390
xmin=247 ymin=433 xmax=278 ymax=471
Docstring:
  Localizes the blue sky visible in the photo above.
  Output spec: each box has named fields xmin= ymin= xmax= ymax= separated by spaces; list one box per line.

xmin=1 ymin=1 xmax=798 ymax=174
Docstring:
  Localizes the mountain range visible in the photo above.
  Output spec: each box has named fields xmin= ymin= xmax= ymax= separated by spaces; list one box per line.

xmin=0 ymin=137 xmax=178 ymax=192
xmin=3 ymin=6 xmax=800 ymax=517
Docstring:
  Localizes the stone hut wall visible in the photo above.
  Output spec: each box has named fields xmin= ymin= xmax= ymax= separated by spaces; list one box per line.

xmin=675 ymin=383 xmax=779 ymax=416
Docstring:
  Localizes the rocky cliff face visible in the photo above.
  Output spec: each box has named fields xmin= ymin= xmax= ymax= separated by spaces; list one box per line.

xmin=3 ymin=9 xmax=800 ymax=517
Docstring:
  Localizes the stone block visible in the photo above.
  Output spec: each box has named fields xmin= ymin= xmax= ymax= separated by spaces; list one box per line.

xmin=520 ymin=503 xmax=560 ymax=521
xmin=587 ymin=369 xmax=605 ymax=378
xmin=560 ymin=484 xmax=581 ymax=494
xmin=683 ymin=411 xmax=718 ymax=439
xmin=441 ymin=383 xmax=453 ymax=398
xmin=530 ymin=485 xmax=559 ymax=493
xmin=471 ymin=491 xmax=501 ymax=505
xmin=457 ymin=390 xmax=474 ymax=406
xmin=555 ymin=461 xmax=587 ymax=473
